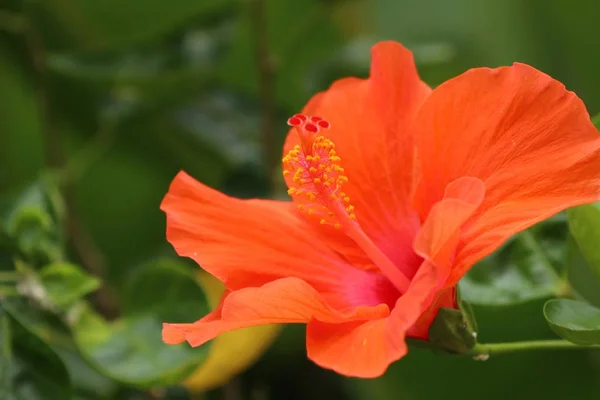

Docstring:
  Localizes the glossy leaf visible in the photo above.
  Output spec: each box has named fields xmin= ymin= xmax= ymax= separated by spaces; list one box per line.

xmin=38 ymin=263 xmax=101 ymax=309
xmin=543 ymin=299 xmax=600 ymax=345
xmin=459 ymin=227 xmax=564 ymax=306
xmin=0 ymin=306 xmax=71 ymax=399
xmin=70 ymin=259 xmax=210 ymax=387
xmin=567 ymin=203 xmax=600 ymax=283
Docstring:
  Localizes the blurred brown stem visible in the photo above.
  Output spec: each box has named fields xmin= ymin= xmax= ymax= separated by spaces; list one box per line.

xmin=22 ymin=16 xmax=119 ymax=319
xmin=250 ymin=0 xmax=278 ymax=195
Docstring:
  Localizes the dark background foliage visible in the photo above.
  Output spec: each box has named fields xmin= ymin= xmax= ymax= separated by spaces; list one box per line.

xmin=2 ymin=0 xmax=600 ymax=399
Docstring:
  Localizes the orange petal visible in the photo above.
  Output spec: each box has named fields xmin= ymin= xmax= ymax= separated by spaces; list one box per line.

xmin=408 ymin=177 xmax=485 ymax=337
xmin=163 ymin=277 xmax=390 ymax=347
xmin=305 ymin=179 xmax=483 ymax=377
xmin=306 ymin=258 xmax=445 ymax=378
xmin=182 ymin=271 xmax=281 ymax=392
xmin=412 ymin=63 xmax=600 ymax=283
xmin=413 ymin=176 xmax=486 ymax=267
xmin=161 ymin=171 xmax=399 ymax=310
xmin=283 ymin=41 xmax=431 ymax=278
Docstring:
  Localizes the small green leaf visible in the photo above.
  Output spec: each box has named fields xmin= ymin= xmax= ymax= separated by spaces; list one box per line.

xmin=1 ymin=179 xmax=65 ymax=265
xmin=38 ymin=263 xmax=101 ymax=309
xmin=70 ymin=259 xmax=210 ymax=387
xmin=543 ymin=299 xmax=600 ymax=345
xmin=459 ymin=227 xmax=563 ymax=306
xmin=0 ymin=305 xmax=72 ymax=399
xmin=567 ymin=203 xmax=600 ymax=283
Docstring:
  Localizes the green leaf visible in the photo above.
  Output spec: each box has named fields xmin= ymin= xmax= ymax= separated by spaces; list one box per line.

xmin=70 ymin=259 xmax=210 ymax=387
xmin=543 ymin=299 xmax=600 ymax=345
xmin=459 ymin=227 xmax=564 ymax=306
xmin=28 ymin=0 xmax=236 ymax=52
xmin=2 ymin=298 xmax=118 ymax=398
xmin=567 ymin=203 xmax=600 ymax=283
xmin=1 ymin=178 xmax=65 ymax=265
xmin=38 ymin=263 xmax=101 ymax=309
xmin=0 ymin=305 xmax=72 ymax=399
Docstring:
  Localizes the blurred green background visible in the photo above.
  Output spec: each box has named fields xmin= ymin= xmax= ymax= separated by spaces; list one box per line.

xmin=2 ymin=0 xmax=600 ymax=399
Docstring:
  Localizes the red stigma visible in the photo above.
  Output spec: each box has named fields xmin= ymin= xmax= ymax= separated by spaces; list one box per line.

xmin=287 ymin=113 xmax=331 ymax=155
xmin=294 ymin=114 xmax=308 ymax=122
xmin=287 ymin=116 xmax=302 ymax=126
xmin=287 ymin=113 xmax=331 ymax=133
xmin=317 ymin=120 xmax=330 ymax=129
xmin=305 ymin=123 xmax=318 ymax=133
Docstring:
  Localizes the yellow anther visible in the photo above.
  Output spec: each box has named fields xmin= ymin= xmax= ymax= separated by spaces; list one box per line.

xmin=282 ymin=130 xmax=356 ymax=230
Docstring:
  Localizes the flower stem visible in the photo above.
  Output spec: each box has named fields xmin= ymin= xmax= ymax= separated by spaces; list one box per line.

xmin=469 ymin=340 xmax=600 ymax=359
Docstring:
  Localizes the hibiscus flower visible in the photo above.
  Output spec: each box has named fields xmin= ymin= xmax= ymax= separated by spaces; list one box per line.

xmin=161 ymin=41 xmax=600 ymax=378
